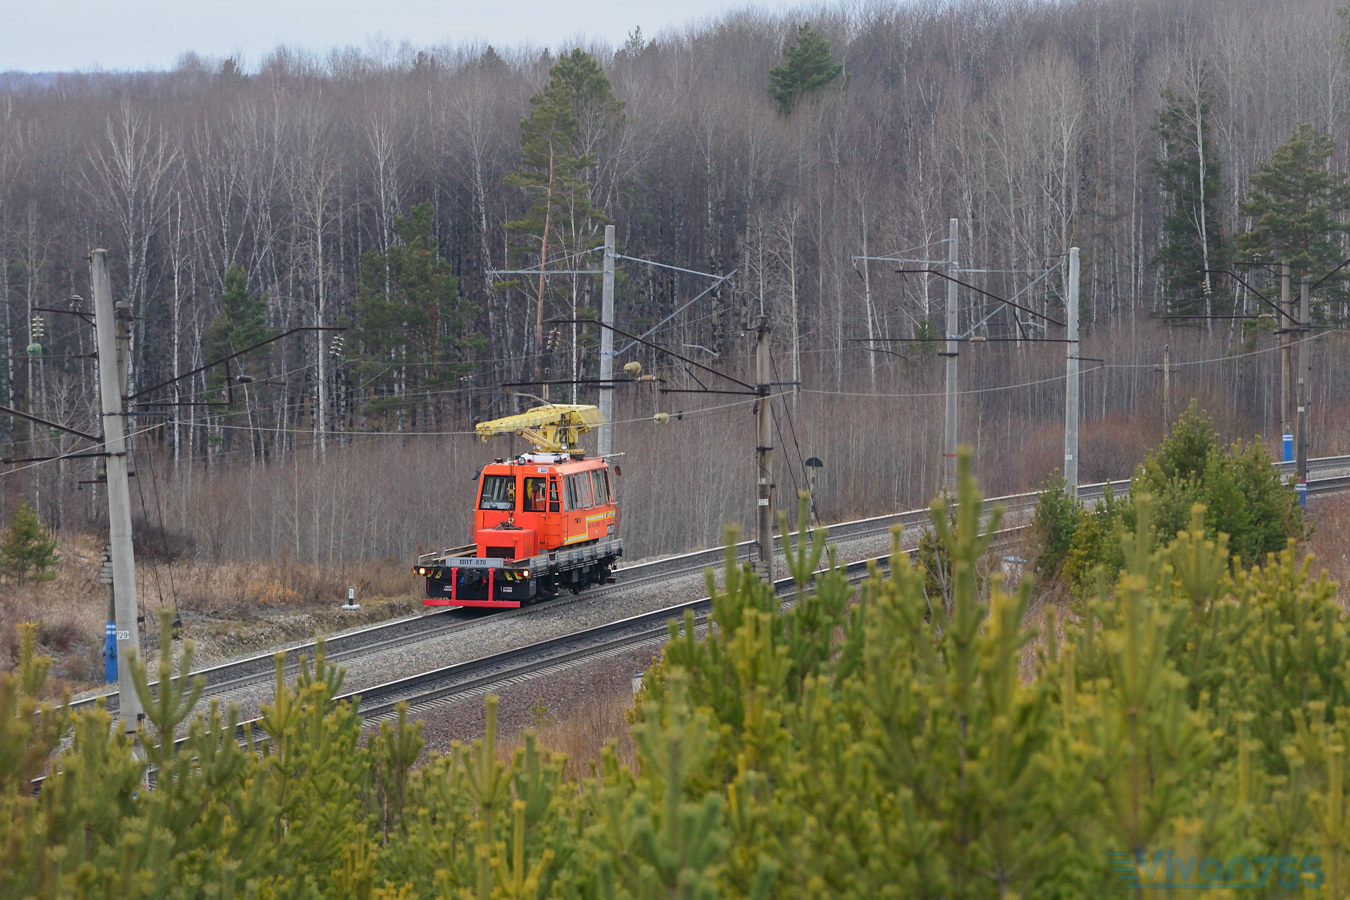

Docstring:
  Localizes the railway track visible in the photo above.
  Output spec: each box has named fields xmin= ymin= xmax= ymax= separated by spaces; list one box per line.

xmin=156 ymin=525 xmax=1015 ymax=757
xmin=74 ymin=454 xmax=1350 ymax=717
xmin=351 ymin=527 xmax=1028 ymax=723
xmin=71 ymin=488 xmax=1004 ymax=715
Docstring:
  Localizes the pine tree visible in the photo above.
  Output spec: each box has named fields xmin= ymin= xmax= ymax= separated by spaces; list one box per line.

xmin=1030 ymin=471 xmax=1081 ymax=583
xmin=505 ymin=49 xmax=623 ymax=382
xmin=768 ymin=25 xmax=843 ymax=114
xmin=202 ymin=264 xmax=276 ymax=455
xmin=350 ymin=202 xmax=480 ymax=427
xmin=1238 ymin=123 xmax=1350 ymax=302
xmin=202 ymin=263 xmax=273 ymax=390
xmin=0 ymin=499 xmax=57 ymax=583
xmin=1151 ymin=69 xmax=1228 ymax=316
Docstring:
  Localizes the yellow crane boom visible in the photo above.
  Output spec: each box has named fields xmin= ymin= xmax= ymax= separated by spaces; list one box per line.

xmin=475 ymin=404 xmax=606 ymax=454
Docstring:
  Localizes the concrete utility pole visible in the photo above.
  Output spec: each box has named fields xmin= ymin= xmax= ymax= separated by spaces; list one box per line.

xmin=1280 ymin=260 xmax=1292 ymax=445
xmin=598 ymin=225 xmax=616 ymax=457
xmin=1063 ymin=247 xmax=1080 ymax=497
xmin=943 ymin=217 xmax=959 ymax=494
xmin=91 ymin=249 xmax=143 ymax=738
xmin=755 ymin=315 xmax=774 ymax=582
xmin=1297 ymin=274 xmax=1311 ymax=505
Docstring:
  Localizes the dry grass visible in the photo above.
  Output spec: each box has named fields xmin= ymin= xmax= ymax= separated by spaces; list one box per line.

xmin=0 ymin=531 xmax=420 ymax=697
xmin=493 ymin=689 xmax=638 ymax=779
xmin=530 ymin=691 xmax=638 ymax=778
xmin=1 ymin=531 xmax=110 ymax=695
xmin=1308 ymin=491 xmax=1350 ymax=611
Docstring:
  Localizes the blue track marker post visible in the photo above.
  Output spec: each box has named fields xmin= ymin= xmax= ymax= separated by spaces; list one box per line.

xmin=104 ymin=622 xmax=117 ymax=683
xmin=1283 ymin=434 xmax=1302 ymax=506
xmin=100 ymin=546 xmax=116 ymax=683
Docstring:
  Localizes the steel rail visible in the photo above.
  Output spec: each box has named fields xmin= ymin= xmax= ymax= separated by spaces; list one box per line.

xmin=351 ymin=529 xmax=1028 ymax=722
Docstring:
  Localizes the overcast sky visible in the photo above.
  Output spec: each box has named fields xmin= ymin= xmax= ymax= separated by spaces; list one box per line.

xmin=2 ymin=0 xmax=809 ymax=73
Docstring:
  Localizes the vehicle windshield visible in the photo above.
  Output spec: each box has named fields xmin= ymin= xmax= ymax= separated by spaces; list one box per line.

xmin=479 ymin=474 xmax=516 ymax=510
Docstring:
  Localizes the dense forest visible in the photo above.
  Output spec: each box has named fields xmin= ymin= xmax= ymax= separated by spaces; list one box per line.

xmin=3 ymin=0 xmax=1350 ymax=561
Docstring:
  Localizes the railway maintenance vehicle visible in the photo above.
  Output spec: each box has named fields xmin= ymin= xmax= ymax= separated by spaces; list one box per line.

xmin=415 ymin=404 xmax=622 ymax=608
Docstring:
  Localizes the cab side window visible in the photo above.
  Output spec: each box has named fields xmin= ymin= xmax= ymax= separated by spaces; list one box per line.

xmin=523 ymin=477 xmax=547 ymax=512
xmin=578 ymin=472 xmax=594 ymax=508
xmin=591 ymin=469 xmax=609 ymax=506
xmin=565 ymin=475 xmax=580 ymax=511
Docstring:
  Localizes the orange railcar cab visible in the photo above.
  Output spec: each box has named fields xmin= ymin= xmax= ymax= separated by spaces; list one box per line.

xmin=417 ymin=404 xmax=623 ymax=608
xmin=473 ymin=455 xmax=618 ymax=559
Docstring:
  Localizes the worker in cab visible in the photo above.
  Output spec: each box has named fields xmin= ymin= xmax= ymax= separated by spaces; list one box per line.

xmin=525 ymin=477 xmax=547 ymax=512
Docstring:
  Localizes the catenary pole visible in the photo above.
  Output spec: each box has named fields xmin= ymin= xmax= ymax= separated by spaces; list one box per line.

xmin=755 ymin=315 xmax=774 ymax=582
xmin=1297 ymin=274 xmax=1310 ymax=504
xmin=1281 ymin=260 xmax=1291 ymax=443
xmin=598 ymin=225 xmax=616 ymax=457
xmin=944 ymin=218 xmax=959 ymax=493
xmin=1064 ymin=247 xmax=1080 ymax=497
xmin=91 ymin=249 xmax=143 ymax=738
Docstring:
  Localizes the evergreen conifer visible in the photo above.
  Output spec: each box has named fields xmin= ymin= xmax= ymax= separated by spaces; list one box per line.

xmin=0 ymin=499 xmax=57 ymax=583
xmin=768 ymin=24 xmax=843 ymax=113
xmin=350 ymin=202 xmax=480 ymax=428
xmin=1151 ymin=70 xmax=1228 ymax=315
xmin=1239 ymin=123 xmax=1350 ymax=304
